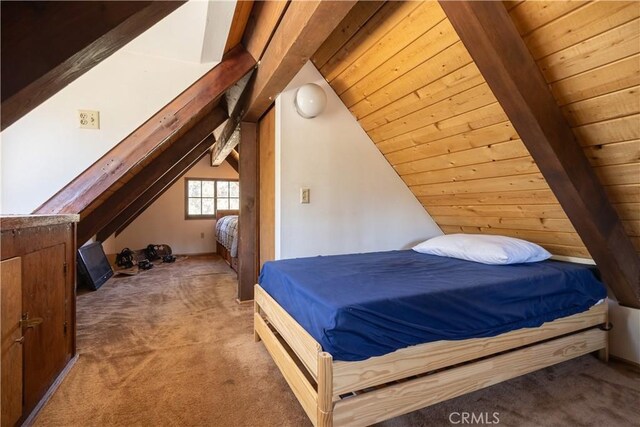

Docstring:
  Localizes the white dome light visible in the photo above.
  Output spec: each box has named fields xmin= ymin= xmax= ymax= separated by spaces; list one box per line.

xmin=294 ymin=83 xmax=327 ymax=119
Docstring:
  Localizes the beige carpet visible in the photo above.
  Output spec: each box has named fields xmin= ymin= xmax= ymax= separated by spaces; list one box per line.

xmin=35 ymin=256 xmax=639 ymax=427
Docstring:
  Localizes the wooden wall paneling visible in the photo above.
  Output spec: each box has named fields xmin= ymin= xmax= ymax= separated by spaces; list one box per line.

xmin=224 ymin=0 xmax=254 ymax=54
xmin=539 ymin=18 xmax=640 ymax=83
xmin=34 ymin=46 xmax=254 ymax=219
xmin=521 ymin=2 xmax=637 ymax=61
xmin=1 ymin=257 xmax=23 ymax=427
xmin=420 ymin=189 xmax=560 ymax=206
xmin=242 ymin=0 xmax=289 ymax=61
xmin=319 ymin=2 xmax=419 ymax=83
xmin=259 ymin=107 xmax=276 ymax=268
xmin=376 ymin=102 xmax=509 ymax=155
xmin=385 ymin=121 xmax=518 ymax=165
xmin=0 ymin=1 xmax=184 ymax=130
xmin=311 ymin=1 xmax=385 ymax=69
xmin=244 ymin=0 xmax=357 ymax=121
xmin=562 ymin=86 xmax=639 ymax=127
xmin=330 ymin=1 xmax=445 ymax=96
xmin=359 ymin=59 xmax=482 ymax=130
xmin=339 ymin=18 xmax=463 ymax=108
xmin=368 ymin=83 xmax=497 ymax=142
xmin=432 ymin=215 xmax=576 ymax=234
xmin=349 ymin=40 xmax=474 ymax=120
xmin=77 ymin=107 xmax=228 ymax=245
xmin=96 ymin=138 xmax=214 ymax=241
xmin=413 ymin=173 xmax=551 ymax=197
xmin=508 ymin=1 xmax=587 ymax=36
xmin=440 ymin=0 xmax=639 ymax=307
xmin=550 ymin=55 xmax=640 ymax=106
xmin=394 ymin=139 xmax=530 ymax=176
xmin=573 ymin=114 xmax=640 ymax=147
xmin=238 ymin=122 xmax=259 ymax=301
xmin=404 ymin=157 xmax=539 ymax=187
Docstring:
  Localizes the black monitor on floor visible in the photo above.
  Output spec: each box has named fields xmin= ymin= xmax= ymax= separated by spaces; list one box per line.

xmin=77 ymin=242 xmax=113 ymax=291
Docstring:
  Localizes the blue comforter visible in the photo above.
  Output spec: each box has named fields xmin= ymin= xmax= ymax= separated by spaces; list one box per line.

xmin=259 ymin=250 xmax=606 ymax=361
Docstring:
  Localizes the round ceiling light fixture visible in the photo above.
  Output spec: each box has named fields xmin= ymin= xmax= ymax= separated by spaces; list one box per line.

xmin=294 ymin=83 xmax=327 ymax=119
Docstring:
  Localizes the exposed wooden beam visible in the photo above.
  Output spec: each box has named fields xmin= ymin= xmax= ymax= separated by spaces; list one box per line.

xmin=440 ymin=0 xmax=640 ymax=308
xmin=1 ymin=1 xmax=184 ymax=130
xmin=224 ymin=0 xmax=255 ymax=54
xmin=211 ymin=70 xmax=256 ymax=165
xmin=242 ymin=0 xmax=289 ymax=61
xmin=96 ymin=135 xmax=215 ymax=242
xmin=238 ymin=122 xmax=259 ymax=301
xmin=78 ymin=107 xmax=228 ymax=245
xmin=228 ymin=149 xmax=240 ymax=173
xmin=243 ymin=0 xmax=357 ymax=121
xmin=35 ymin=45 xmax=256 ymax=217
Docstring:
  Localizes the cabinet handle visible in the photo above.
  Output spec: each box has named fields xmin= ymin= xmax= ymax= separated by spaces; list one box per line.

xmin=20 ymin=314 xmax=43 ymax=330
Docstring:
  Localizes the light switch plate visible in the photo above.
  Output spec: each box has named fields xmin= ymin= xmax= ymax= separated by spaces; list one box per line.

xmin=301 ymin=188 xmax=310 ymax=204
xmin=78 ymin=110 xmax=100 ymax=129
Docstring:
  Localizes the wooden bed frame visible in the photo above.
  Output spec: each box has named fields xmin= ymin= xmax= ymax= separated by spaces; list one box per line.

xmin=215 ymin=209 xmax=239 ymax=272
xmin=254 ymin=284 xmax=609 ymax=426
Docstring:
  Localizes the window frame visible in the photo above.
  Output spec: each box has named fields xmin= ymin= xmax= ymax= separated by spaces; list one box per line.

xmin=184 ymin=178 xmax=239 ymax=220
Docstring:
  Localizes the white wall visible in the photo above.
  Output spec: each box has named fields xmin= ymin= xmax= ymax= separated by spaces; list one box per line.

xmin=274 ymin=62 xmax=442 ymax=260
xmin=0 ymin=0 xmax=235 ymax=214
xmin=109 ymin=157 xmax=238 ymax=255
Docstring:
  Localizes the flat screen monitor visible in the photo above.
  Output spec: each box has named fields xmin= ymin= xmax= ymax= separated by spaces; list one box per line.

xmin=77 ymin=242 xmax=113 ymax=291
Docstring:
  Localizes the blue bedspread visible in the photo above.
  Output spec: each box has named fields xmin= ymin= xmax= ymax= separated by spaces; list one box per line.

xmin=259 ymin=250 xmax=606 ymax=361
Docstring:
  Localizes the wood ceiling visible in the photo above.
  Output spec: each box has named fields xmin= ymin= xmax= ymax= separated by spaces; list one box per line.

xmin=312 ymin=0 xmax=640 ymax=260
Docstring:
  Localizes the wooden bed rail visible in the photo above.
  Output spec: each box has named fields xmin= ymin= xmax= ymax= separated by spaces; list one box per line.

xmin=332 ymin=328 xmax=606 ymax=426
xmin=254 ymin=284 xmax=608 ymax=427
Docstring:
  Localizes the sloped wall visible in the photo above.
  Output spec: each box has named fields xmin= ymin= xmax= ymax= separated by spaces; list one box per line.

xmin=274 ymin=62 xmax=442 ymax=260
xmin=312 ymin=0 xmax=639 ymax=258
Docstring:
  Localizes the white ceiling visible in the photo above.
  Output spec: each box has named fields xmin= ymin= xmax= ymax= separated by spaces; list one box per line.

xmin=123 ymin=0 xmax=236 ymax=64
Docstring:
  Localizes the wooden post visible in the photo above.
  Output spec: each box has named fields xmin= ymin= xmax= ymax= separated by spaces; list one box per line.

xmin=597 ymin=304 xmax=610 ymax=363
xmin=317 ymin=352 xmax=334 ymax=427
xmin=238 ymin=122 xmax=259 ymax=301
xmin=254 ymin=298 xmax=262 ymax=343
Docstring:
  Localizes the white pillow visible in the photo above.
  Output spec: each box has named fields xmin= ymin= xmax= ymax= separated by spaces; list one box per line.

xmin=412 ymin=234 xmax=551 ymax=265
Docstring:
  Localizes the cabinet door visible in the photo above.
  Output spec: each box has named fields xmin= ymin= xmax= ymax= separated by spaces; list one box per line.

xmin=1 ymin=257 xmax=23 ymax=427
xmin=22 ymin=244 xmax=68 ymax=414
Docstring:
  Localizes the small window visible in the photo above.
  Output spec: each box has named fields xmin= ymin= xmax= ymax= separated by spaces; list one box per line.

xmin=185 ymin=178 xmax=239 ymax=219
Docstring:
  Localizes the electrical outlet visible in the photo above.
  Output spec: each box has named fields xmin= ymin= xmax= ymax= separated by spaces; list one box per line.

xmin=78 ymin=110 xmax=100 ymax=129
xmin=300 ymin=188 xmax=310 ymax=204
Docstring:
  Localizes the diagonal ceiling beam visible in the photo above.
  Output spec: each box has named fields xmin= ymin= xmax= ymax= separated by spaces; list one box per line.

xmin=226 ymin=149 xmax=240 ymax=173
xmin=1 ymin=1 xmax=185 ymax=130
xmin=243 ymin=0 xmax=357 ymax=121
xmin=224 ymin=0 xmax=255 ymax=55
xmin=83 ymin=108 xmax=227 ymax=245
xmin=96 ymin=135 xmax=215 ymax=242
xmin=440 ymin=0 xmax=640 ymax=308
xmin=211 ymin=70 xmax=255 ymax=165
xmin=35 ymin=45 xmax=255 ymax=217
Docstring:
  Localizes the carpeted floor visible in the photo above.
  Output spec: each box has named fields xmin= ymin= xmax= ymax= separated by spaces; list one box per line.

xmin=35 ymin=256 xmax=639 ymax=427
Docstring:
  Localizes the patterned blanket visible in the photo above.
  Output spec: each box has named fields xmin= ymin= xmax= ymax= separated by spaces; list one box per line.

xmin=215 ymin=215 xmax=239 ymax=258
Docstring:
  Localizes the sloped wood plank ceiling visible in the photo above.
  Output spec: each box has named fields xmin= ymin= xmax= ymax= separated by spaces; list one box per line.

xmin=312 ymin=0 xmax=640 ymax=258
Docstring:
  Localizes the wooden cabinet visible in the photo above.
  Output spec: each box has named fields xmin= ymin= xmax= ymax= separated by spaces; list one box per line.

xmin=0 ymin=215 xmax=78 ymax=426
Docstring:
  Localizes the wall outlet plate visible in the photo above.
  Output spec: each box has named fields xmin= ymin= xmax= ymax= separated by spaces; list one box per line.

xmin=301 ymin=188 xmax=310 ymax=204
xmin=78 ymin=110 xmax=100 ymax=129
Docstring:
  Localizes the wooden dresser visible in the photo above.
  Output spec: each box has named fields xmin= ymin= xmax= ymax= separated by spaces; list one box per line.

xmin=1 ymin=215 xmax=79 ymax=427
